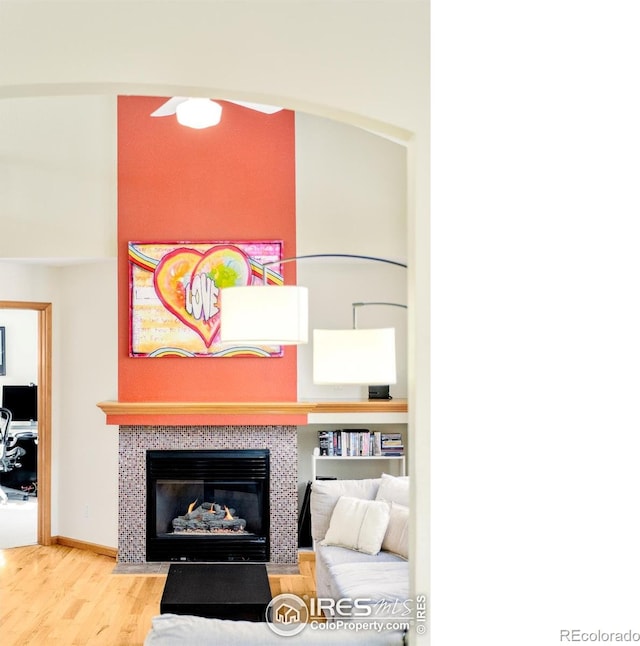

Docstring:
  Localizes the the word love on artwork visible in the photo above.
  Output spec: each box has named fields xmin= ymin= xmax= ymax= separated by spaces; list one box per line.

xmin=128 ymin=240 xmax=283 ymax=358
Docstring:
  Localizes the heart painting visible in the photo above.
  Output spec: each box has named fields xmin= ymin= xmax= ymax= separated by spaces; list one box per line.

xmin=153 ymin=245 xmax=252 ymax=348
xmin=129 ymin=241 xmax=283 ymax=357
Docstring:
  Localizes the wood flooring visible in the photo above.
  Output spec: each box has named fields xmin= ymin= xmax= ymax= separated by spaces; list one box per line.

xmin=0 ymin=544 xmax=318 ymax=646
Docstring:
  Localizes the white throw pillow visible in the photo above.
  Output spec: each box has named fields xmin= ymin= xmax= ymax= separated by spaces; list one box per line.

xmin=375 ymin=473 xmax=410 ymax=507
xmin=381 ymin=502 xmax=409 ymax=559
xmin=321 ymin=496 xmax=391 ymax=555
xmin=310 ymin=478 xmax=382 ymax=543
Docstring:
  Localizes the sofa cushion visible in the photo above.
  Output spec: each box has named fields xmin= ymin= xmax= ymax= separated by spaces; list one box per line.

xmin=381 ymin=503 xmax=409 ymax=559
xmin=144 ymin=613 xmax=406 ymax=645
xmin=375 ymin=473 xmax=410 ymax=507
xmin=321 ymin=496 xmax=390 ymax=555
xmin=315 ymin=543 xmax=407 ymax=600
xmin=328 ymin=561 xmax=410 ymax=616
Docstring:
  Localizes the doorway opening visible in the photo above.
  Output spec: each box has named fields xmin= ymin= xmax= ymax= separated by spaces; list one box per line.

xmin=0 ymin=301 xmax=52 ymax=546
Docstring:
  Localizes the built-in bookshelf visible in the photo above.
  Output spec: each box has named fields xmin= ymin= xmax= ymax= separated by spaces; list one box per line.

xmin=310 ymin=428 xmax=406 ymax=480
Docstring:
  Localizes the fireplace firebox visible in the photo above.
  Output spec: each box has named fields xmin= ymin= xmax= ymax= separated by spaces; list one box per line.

xmin=146 ymin=449 xmax=270 ymax=562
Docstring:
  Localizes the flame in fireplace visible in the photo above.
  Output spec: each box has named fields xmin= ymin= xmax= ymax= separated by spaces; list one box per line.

xmin=187 ymin=499 xmax=198 ymax=514
xmin=224 ymin=505 xmax=234 ymax=521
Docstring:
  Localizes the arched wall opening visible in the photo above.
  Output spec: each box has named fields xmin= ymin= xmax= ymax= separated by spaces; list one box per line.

xmin=0 ymin=81 xmax=426 ymax=602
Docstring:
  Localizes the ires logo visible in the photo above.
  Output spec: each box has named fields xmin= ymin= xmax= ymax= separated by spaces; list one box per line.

xmin=266 ymin=594 xmax=310 ymax=637
xmin=308 ymin=597 xmax=377 ymax=617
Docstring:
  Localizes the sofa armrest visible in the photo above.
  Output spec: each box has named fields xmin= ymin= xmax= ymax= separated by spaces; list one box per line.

xmin=310 ymin=478 xmax=381 ymax=543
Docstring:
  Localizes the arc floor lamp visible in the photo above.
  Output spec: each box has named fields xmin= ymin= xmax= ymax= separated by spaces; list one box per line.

xmin=219 ymin=254 xmax=406 ymax=346
xmin=219 ymin=253 xmax=407 ymax=389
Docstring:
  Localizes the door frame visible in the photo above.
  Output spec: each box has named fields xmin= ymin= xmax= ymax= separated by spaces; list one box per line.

xmin=0 ymin=300 xmax=52 ymax=545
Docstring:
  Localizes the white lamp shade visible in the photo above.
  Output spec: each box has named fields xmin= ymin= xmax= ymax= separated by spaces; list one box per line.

xmin=219 ymin=285 xmax=309 ymax=345
xmin=313 ymin=328 xmax=397 ymax=385
xmin=176 ymin=99 xmax=222 ymax=129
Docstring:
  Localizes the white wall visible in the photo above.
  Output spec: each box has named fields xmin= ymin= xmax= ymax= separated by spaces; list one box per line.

xmin=0 ymin=309 xmax=38 ymax=387
xmin=0 ymin=3 xmax=426 ymax=134
xmin=56 ymin=260 xmax=118 ymax=546
xmin=0 ymin=96 xmax=117 ymax=260
xmin=295 ymin=113 xmax=408 ymax=402
xmin=0 ymin=260 xmax=119 ymax=543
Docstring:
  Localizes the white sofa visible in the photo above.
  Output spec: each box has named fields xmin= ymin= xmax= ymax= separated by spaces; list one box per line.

xmin=144 ymin=613 xmax=406 ymax=645
xmin=310 ymin=475 xmax=410 ymax=621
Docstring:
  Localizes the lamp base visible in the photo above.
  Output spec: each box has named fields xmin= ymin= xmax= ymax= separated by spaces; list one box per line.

xmin=368 ymin=385 xmax=391 ymax=400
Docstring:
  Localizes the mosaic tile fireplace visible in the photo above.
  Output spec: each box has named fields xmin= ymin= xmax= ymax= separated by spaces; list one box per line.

xmin=118 ymin=425 xmax=298 ymax=565
xmin=146 ymin=448 xmax=270 ymax=562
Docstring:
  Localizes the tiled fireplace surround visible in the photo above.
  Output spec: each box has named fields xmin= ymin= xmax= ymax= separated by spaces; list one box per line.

xmin=118 ymin=424 xmax=298 ymax=566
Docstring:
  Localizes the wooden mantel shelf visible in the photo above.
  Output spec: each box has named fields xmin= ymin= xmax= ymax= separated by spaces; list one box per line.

xmin=96 ymin=399 xmax=408 ymax=417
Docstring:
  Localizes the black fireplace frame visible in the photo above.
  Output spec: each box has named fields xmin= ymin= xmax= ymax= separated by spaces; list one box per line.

xmin=146 ymin=449 xmax=270 ymax=562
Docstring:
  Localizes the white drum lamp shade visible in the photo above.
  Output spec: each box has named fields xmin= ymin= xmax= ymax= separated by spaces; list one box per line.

xmin=313 ymin=328 xmax=397 ymax=385
xmin=219 ymin=285 xmax=309 ymax=345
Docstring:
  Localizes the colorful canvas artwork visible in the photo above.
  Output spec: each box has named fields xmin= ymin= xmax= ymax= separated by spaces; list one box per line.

xmin=129 ymin=241 xmax=284 ymax=357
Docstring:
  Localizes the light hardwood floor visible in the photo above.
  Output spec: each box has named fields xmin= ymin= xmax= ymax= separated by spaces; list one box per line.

xmin=0 ymin=545 xmax=317 ymax=646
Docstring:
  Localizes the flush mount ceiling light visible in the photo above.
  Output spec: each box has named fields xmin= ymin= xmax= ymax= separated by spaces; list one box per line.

xmin=151 ymin=97 xmax=284 ymax=129
xmin=175 ymin=98 xmax=222 ymax=129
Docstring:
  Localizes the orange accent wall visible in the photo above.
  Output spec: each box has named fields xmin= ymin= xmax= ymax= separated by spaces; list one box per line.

xmin=117 ymin=96 xmax=297 ymax=404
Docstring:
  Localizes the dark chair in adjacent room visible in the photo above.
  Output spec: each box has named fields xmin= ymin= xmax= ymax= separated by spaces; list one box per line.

xmin=0 ymin=407 xmax=26 ymax=476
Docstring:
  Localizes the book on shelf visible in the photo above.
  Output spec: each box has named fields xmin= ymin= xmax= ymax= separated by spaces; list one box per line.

xmin=317 ymin=430 xmax=330 ymax=456
xmin=380 ymin=432 xmax=405 ymax=456
xmin=372 ymin=431 xmax=382 ymax=456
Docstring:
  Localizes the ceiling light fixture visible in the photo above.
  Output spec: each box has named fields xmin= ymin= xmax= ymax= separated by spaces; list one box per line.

xmin=151 ymin=97 xmax=284 ymax=128
xmin=175 ymin=98 xmax=223 ymax=129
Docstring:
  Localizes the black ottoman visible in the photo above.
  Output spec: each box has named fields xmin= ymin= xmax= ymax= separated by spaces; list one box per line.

xmin=160 ymin=563 xmax=272 ymax=622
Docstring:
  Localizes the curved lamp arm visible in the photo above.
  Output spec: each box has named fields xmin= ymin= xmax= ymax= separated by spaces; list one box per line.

xmin=352 ymin=301 xmax=408 ymax=329
xmin=261 ymin=253 xmax=407 ymax=284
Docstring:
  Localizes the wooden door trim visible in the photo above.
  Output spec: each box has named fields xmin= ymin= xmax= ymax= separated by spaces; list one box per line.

xmin=0 ymin=300 xmax=52 ymax=545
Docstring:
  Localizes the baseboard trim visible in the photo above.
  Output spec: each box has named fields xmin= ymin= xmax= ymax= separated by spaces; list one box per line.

xmin=49 ymin=539 xmax=307 ymax=565
xmin=52 ymin=535 xmax=118 ymax=559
